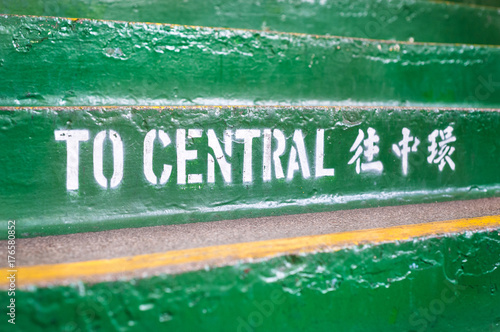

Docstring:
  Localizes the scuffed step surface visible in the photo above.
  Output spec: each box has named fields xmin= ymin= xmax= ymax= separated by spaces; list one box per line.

xmin=1 ymin=197 xmax=498 ymax=267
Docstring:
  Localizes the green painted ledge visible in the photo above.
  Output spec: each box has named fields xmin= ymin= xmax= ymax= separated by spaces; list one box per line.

xmin=1 ymin=106 xmax=500 ymax=238
xmin=1 ymin=227 xmax=499 ymax=331
xmin=1 ymin=0 xmax=500 ymax=45
xmin=1 ymin=15 xmax=500 ymax=107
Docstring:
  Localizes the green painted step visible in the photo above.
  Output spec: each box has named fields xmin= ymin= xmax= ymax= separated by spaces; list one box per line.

xmin=2 ymin=227 xmax=499 ymax=331
xmin=1 ymin=106 xmax=499 ymax=239
xmin=2 ymin=0 xmax=500 ymax=44
xmin=442 ymin=0 xmax=500 ymax=7
xmin=1 ymin=15 xmax=500 ymax=107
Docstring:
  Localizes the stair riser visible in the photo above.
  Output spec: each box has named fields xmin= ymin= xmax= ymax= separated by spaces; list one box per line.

xmin=2 ymin=15 xmax=500 ymax=107
xmin=2 ymin=106 xmax=499 ymax=238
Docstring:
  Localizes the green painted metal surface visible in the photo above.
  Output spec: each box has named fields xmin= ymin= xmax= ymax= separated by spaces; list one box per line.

xmin=1 ymin=106 xmax=499 ymax=238
xmin=2 ymin=228 xmax=499 ymax=331
xmin=1 ymin=15 xmax=500 ymax=107
xmin=2 ymin=0 xmax=500 ymax=45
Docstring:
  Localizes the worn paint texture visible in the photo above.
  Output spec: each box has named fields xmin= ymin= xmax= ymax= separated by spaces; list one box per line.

xmin=1 ymin=15 xmax=500 ymax=107
xmin=2 ymin=0 xmax=500 ymax=45
xmin=1 ymin=228 xmax=499 ymax=331
xmin=1 ymin=106 xmax=500 ymax=238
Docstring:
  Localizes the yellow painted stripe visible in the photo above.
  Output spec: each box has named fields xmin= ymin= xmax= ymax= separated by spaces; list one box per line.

xmin=3 ymin=215 xmax=500 ymax=287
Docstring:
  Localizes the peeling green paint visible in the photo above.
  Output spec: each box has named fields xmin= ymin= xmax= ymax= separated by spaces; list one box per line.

xmin=1 ymin=228 xmax=499 ymax=331
xmin=2 ymin=0 xmax=500 ymax=45
xmin=1 ymin=15 xmax=500 ymax=107
xmin=1 ymin=106 xmax=500 ymax=238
